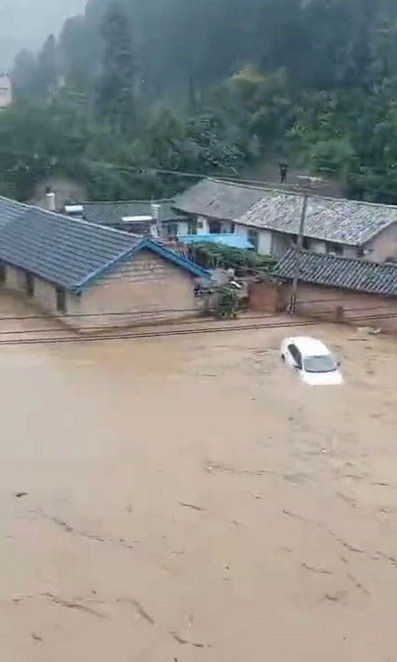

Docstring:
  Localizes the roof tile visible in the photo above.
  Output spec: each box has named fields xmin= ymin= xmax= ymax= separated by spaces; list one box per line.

xmin=0 ymin=196 xmax=209 ymax=290
xmin=0 ymin=203 xmax=139 ymax=290
xmin=272 ymin=249 xmax=397 ymax=297
xmin=173 ymin=178 xmax=267 ymax=220
xmin=82 ymin=199 xmax=182 ymax=226
xmin=239 ymin=194 xmax=397 ymax=245
xmin=174 ymin=178 xmax=397 ymax=246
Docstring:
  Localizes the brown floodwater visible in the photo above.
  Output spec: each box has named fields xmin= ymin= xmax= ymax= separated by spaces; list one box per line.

xmin=1 ymin=294 xmax=397 ymax=661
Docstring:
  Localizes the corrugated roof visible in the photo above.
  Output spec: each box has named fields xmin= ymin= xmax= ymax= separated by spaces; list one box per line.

xmin=82 ymin=199 xmax=182 ymax=226
xmin=272 ymin=249 xmax=397 ymax=297
xmin=0 ymin=197 xmax=210 ymax=291
xmin=238 ymin=193 xmax=397 ymax=246
xmin=173 ymin=178 xmax=268 ymax=220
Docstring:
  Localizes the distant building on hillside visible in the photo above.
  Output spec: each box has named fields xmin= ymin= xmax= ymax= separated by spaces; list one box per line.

xmin=0 ymin=73 xmax=12 ymax=108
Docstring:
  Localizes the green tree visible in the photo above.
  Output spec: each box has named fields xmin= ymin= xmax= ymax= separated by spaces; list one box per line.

xmin=11 ymin=49 xmax=38 ymax=101
xmin=96 ymin=1 xmax=136 ymax=132
xmin=36 ymin=35 xmax=59 ymax=98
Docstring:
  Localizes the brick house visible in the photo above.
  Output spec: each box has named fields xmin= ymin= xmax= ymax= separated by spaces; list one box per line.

xmin=0 ymin=197 xmax=209 ymax=329
xmin=173 ymin=178 xmax=267 ymax=241
xmin=271 ymin=249 xmax=397 ymax=332
xmin=174 ymin=178 xmax=397 ymax=261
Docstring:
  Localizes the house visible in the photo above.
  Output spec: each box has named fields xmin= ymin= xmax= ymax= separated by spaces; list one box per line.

xmin=174 ymin=178 xmax=397 ymax=261
xmin=0 ymin=73 xmax=12 ymax=109
xmin=173 ymin=178 xmax=267 ymax=237
xmin=0 ymin=197 xmax=210 ymax=329
xmin=65 ymin=199 xmax=189 ymax=238
xmin=238 ymin=193 xmax=397 ymax=260
xmin=271 ymin=249 xmax=397 ymax=332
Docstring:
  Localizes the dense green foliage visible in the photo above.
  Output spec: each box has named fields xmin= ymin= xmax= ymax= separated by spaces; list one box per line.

xmin=95 ymin=3 xmax=136 ymax=131
xmin=187 ymin=242 xmax=275 ymax=275
xmin=4 ymin=0 xmax=397 ymax=202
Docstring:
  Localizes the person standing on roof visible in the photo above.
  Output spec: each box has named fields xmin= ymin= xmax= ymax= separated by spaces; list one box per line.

xmin=279 ymin=162 xmax=288 ymax=184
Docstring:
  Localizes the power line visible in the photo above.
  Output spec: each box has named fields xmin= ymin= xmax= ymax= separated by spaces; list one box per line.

xmin=0 ymin=317 xmax=332 ymax=347
xmin=0 ymin=306 xmax=395 ymax=347
xmin=0 ymin=299 xmax=394 ymax=326
xmin=0 ymin=306 xmax=200 ymax=322
xmin=2 ymin=146 xmax=397 ymax=203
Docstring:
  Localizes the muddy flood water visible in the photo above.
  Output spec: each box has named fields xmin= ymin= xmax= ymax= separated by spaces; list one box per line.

xmin=1 ymin=298 xmax=397 ymax=661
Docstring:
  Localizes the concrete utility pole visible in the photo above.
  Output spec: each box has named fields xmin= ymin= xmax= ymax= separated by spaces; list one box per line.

xmin=288 ymin=191 xmax=309 ymax=314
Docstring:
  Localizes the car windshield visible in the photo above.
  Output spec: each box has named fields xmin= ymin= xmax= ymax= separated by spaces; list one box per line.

xmin=304 ymin=354 xmax=337 ymax=374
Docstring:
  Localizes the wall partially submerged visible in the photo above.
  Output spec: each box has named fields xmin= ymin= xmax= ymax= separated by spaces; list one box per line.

xmin=1 ymin=250 xmax=200 ymax=331
xmin=248 ymin=280 xmax=397 ymax=333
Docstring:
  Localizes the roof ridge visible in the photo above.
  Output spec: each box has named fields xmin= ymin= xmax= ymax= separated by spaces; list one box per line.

xmin=80 ymin=198 xmax=173 ymax=206
xmin=298 ymin=249 xmax=397 ymax=268
xmin=208 ymin=177 xmax=296 ymax=195
xmin=0 ymin=195 xmax=144 ymax=239
xmin=0 ymin=195 xmax=30 ymax=211
xmin=273 ymin=249 xmax=397 ymax=297
xmin=205 ymin=177 xmax=397 ymax=210
xmin=28 ymin=204 xmax=142 ymax=239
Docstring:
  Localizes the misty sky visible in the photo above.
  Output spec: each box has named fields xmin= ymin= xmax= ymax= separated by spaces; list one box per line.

xmin=0 ymin=0 xmax=87 ymax=68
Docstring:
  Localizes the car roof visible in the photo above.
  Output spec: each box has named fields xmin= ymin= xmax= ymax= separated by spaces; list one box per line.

xmin=289 ymin=336 xmax=329 ymax=356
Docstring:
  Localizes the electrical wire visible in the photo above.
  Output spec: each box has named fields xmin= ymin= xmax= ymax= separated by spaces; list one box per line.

xmin=0 ymin=306 xmax=201 ymax=322
xmin=0 ymin=317 xmax=333 ymax=347
xmin=0 ymin=306 xmax=396 ymax=347
xmin=0 ymin=299 xmax=392 ymax=324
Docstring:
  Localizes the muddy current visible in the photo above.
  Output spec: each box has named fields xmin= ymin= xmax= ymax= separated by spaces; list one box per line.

xmin=1 ymin=296 xmax=397 ymax=661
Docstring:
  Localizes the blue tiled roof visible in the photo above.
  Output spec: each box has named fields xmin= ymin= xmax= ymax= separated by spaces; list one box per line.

xmin=0 ymin=197 xmax=210 ymax=291
xmin=178 ymin=233 xmax=254 ymax=249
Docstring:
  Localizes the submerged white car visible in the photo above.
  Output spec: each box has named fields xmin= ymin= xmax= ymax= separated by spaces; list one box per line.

xmin=280 ymin=336 xmax=343 ymax=386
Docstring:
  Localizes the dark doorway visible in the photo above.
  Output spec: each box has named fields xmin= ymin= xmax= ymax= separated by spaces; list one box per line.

xmin=25 ymin=273 xmax=34 ymax=296
xmin=56 ymin=288 xmax=66 ymax=314
xmin=209 ymin=220 xmax=221 ymax=234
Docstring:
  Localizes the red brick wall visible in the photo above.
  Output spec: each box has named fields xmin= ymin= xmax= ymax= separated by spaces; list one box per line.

xmin=295 ymin=284 xmax=397 ymax=332
xmin=248 ymin=281 xmax=397 ymax=332
xmin=248 ymin=282 xmax=285 ymax=313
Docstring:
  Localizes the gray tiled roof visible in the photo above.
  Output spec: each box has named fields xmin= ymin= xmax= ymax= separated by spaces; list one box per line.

xmin=0 ymin=196 xmax=209 ymax=291
xmin=82 ymin=199 xmax=182 ymax=226
xmin=238 ymin=193 xmax=397 ymax=246
xmin=272 ymin=249 xmax=397 ymax=297
xmin=174 ymin=179 xmax=397 ymax=245
xmin=0 ymin=199 xmax=141 ymax=290
xmin=0 ymin=196 xmax=28 ymax=226
xmin=173 ymin=178 xmax=268 ymax=220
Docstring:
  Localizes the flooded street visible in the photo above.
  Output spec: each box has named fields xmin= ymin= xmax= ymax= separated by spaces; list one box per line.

xmin=1 ymin=297 xmax=397 ymax=661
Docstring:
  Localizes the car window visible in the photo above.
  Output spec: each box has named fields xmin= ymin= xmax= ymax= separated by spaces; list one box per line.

xmin=304 ymin=354 xmax=337 ymax=373
xmin=288 ymin=344 xmax=302 ymax=368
